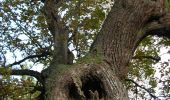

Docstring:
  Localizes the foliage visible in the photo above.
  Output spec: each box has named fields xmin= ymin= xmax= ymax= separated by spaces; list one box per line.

xmin=0 ymin=0 xmax=170 ymax=99
xmin=60 ymin=0 xmax=112 ymax=57
xmin=0 ymin=0 xmax=52 ymax=66
xmin=0 ymin=73 xmax=40 ymax=99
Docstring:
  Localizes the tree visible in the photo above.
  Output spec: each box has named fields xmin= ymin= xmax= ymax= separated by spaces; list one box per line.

xmin=0 ymin=0 xmax=170 ymax=99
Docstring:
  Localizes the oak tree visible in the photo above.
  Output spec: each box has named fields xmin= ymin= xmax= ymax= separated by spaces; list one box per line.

xmin=0 ymin=0 xmax=170 ymax=99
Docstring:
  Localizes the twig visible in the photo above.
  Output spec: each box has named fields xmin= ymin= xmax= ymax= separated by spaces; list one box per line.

xmin=125 ymin=79 xmax=158 ymax=99
xmin=9 ymin=51 xmax=50 ymax=66
xmin=132 ymin=55 xmax=161 ymax=62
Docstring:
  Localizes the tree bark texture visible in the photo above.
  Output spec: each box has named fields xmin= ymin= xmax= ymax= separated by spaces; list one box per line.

xmin=42 ymin=0 xmax=167 ymax=100
xmin=46 ymin=62 xmax=128 ymax=100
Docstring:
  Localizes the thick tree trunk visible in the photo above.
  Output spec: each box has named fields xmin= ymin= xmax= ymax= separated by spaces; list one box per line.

xmin=42 ymin=0 xmax=166 ymax=100
xmin=45 ymin=62 xmax=128 ymax=100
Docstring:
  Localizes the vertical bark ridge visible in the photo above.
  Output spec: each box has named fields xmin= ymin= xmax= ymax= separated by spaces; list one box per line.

xmin=97 ymin=63 xmax=129 ymax=99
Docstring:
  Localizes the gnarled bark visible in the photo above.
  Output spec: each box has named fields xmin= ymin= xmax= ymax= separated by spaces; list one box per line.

xmin=41 ymin=0 xmax=168 ymax=100
xmin=47 ymin=62 xmax=129 ymax=100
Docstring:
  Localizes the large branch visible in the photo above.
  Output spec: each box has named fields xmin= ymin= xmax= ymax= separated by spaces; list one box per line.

xmin=43 ymin=0 xmax=69 ymax=65
xmin=0 ymin=69 xmax=44 ymax=85
xmin=145 ymin=12 xmax=170 ymax=38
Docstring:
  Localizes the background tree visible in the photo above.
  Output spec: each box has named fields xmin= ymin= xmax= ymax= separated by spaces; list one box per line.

xmin=0 ymin=0 xmax=170 ymax=99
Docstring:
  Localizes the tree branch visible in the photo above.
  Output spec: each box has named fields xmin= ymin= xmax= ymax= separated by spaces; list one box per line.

xmin=9 ymin=51 xmax=50 ymax=66
xmin=125 ymin=79 xmax=158 ymax=99
xmin=132 ymin=55 xmax=161 ymax=62
xmin=0 ymin=69 xmax=44 ymax=85
xmin=145 ymin=12 xmax=170 ymax=38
